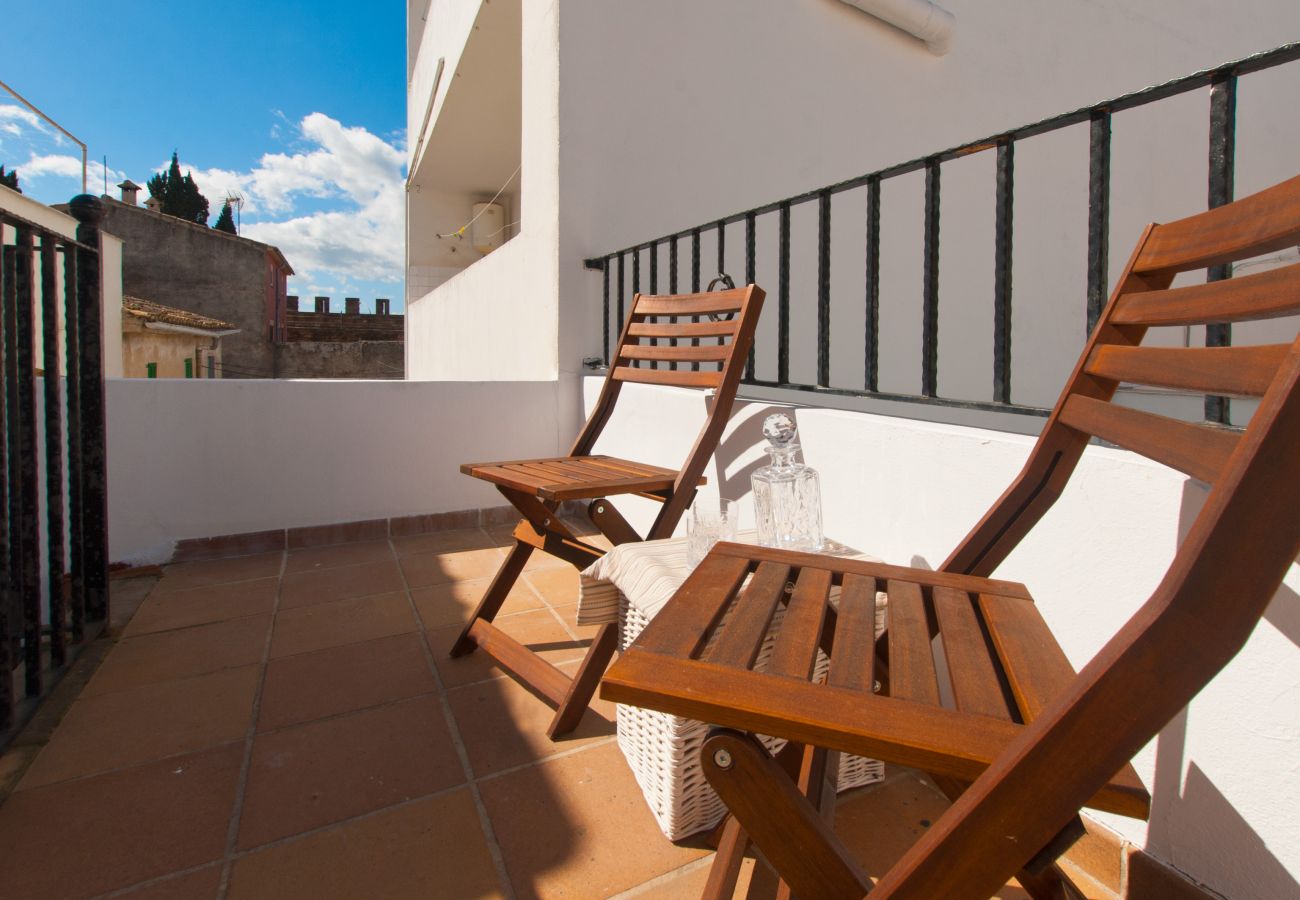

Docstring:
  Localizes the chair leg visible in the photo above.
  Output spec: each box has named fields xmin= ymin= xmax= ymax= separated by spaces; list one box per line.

xmin=545 ymin=622 xmax=619 ymax=738
xmin=449 ymin=536 xmax=533 ymax=658
xmin=701 ymin=729 xmax=870 ymax=900
xmin=703 ymin=815 xmax=751 ymax=900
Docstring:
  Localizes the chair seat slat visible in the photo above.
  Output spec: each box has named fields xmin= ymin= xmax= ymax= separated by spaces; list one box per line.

xmin=628 ymin=320 xmax=738 ymax=339
xmin=1059 ymin=394 xmax=1238 ymax=483
xmin=473 ymin=464 xmax=554 ymax=491
xmin=576 ymin=456 xmax=679 ymax=478
xmin=977 ymin=593 xmax=1076 ymax=722
xmin=826 ymin=574 xmax=878 ymax=692
xmin=768 ymin=567 xmax=833 ymax=679
xmin=619 ymin=343 xmax=731 ymax=363
xmin=1112 ymin=261 xmax=1300 ymax=326
xmin=933 ymin=586 xmax=1015 ymax=720
xmin=539 ymin=473 xmax=681 ymax=501
xmin=612 ymin=365 xmax=723 ymax=388
xmin=979 ymin=593 xmax=1154 ymax=805
xmin=633 ymin=553 xmax=753 ymax=658
xmin=708 ymin=562 xmax=792 ymax=669
xmin=1085 ymin=344 xmax=1287 ymax=397
xmin=885 ymin=579 xmax=942 ymax=706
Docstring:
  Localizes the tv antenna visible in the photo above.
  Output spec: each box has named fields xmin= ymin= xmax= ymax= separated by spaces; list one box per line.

xmin=225 ymin=191 xmax=245 ymax=233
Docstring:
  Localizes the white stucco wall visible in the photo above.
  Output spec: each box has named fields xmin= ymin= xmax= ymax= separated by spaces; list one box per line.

xmin=105 ymin=378 xmax=567 ymax=563
xmin=405 ymin=0 xmax=558 ymax=381
xmin=583 ymin=376 xmax=1299 ymax=899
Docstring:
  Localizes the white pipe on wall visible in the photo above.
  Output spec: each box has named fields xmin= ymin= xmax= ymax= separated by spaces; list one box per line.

xmin=838 ymin=0 xmax=955 ymax=55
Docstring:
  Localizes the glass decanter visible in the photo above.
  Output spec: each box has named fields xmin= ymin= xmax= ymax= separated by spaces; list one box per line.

xmin=751 ymin=412 xmax=823 ymax=552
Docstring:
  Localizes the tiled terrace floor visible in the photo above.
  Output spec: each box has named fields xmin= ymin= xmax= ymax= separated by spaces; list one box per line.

xmin=0 ymin=526 xmax=1038 ymax=899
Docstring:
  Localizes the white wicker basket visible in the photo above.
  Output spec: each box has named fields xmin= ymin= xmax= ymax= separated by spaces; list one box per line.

xmin=615 ymin=590 xmax=887 ymax=841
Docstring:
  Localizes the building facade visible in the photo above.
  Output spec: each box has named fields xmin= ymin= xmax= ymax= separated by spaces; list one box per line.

xmin=95 ymin=193 xmax=292 ymax=379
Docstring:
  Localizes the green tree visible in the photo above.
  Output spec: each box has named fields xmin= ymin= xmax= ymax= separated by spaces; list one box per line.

xmin=146 ymin=151 xmax=209 ymax=224
xmin=0 ymin=165 xmax=19 ymax=193
xmin=213 ymin=200 xmax=237 ymax=234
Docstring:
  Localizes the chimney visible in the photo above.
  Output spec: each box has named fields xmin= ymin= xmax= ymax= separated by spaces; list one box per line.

xmin=375 ymin=298 xmax=391 ymax=316
xmin=286 ymin=295 xmax=299 ymax=312
xmin=345 ymin=297 xmax=360 ymax=315
xmin=314 ymin=296 xmax=329 ymax=313
xmin=117 ymin=179 xmax=142 ymax=206
xmin=144 ymin=195 xmax=163 ymax=212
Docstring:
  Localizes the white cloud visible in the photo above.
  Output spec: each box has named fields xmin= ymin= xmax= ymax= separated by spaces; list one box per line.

xmin=0 ymin=105 xmax=41 ymax=129
xmin=184 ymin=113 xmax=405 ymax=286
xmin=9 ymin=152 xmax=124 ymax=193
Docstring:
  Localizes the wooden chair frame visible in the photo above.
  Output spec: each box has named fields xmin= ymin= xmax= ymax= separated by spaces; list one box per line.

xmin=453 ymin=284 xmax=765 ymax=737
xmin=602 ymin=176 xmax=1300 ymax=898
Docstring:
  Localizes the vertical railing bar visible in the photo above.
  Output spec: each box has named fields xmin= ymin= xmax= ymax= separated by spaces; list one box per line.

xmin=921 ymin=158 xmax=941 ymax=398
xmin=817 ymin=189 xmax=832 ymax=388
xmin=715 ymin=220 xmax=725 ymax=372
xmin=1086 ymin=110 xmax=1112 ymax=337
xmin=0 ymin=243 xmax=14 ymax=729
xmin=690 ymin=228 xmax=701 ymax=371
xmin=61 ymin=234 xmax=84 ymax=642
xmin=14 ymin=227 xmax=41 ymax=696
xmin=864 ymin=177 xmax=881 ymax=393
xmin=1205 ymin=72 xmax=1236 ymax=425
xmin=40 ymin=238 xmax=65 ymax=667
xmin=993 ymin=140 xmax=1015 ymax=405
xmin=649 ymin=241 xmax=659 ymax=369
xmin=744 ymin=212 xmax=756 ymax=381
xmin=631 ymin=249 xmax=641 ymax=368
xmin=601 ymin=257 xmax=610 ymax=366
xmin=616 ymin=251 xmax=626 ymax=347
xmin=68 ymin=197 xmax=107 ymax=625
xmin=669 ymin=238 xmax=679 ymax=371
xmin=777 ymin=202 xmax=791 ymax=385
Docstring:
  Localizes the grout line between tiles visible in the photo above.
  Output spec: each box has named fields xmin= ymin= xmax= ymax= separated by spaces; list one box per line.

xmin=607 ymin=855 xmax=719 ymax=899
xmin=215 ymin=548 xmax=288 ymax=900
xmin=395 ymin=527 xmax=519 ymax=900
xmin=472 ymin=734 xmax=619 ymax=784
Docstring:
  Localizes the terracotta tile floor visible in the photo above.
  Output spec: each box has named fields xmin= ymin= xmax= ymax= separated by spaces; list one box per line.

xmin=0 ymin=526 xmax=1035 ymax=899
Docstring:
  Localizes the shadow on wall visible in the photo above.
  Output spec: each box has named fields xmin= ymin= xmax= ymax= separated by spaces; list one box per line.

xmin=1138 ymin=479 xmax=1299 ymax=898
xmin=707 ymin=401 xmax=804 ymax=512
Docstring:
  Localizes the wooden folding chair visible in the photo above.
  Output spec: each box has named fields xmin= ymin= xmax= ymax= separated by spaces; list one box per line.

xmin=453 ymin=284 xmax=764 ymax=738
xmin=602 ymin=175 xmax=1300 ymax=898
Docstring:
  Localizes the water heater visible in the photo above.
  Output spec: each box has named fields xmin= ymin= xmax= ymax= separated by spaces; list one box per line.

xmin=471 ymin=202 xmax=505 ymax=254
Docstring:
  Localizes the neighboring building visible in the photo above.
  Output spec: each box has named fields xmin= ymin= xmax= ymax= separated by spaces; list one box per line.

xmin=90 ymin=187 xmax=294 ymax=379
xmin=120 ymin=296 xmax=238 ymax=378
xmin=274 ymin=295 xmax=405 ymax=379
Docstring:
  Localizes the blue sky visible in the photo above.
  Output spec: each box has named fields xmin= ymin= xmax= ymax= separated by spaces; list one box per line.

xmin=0 ymin=1 xmax=406 ymax=311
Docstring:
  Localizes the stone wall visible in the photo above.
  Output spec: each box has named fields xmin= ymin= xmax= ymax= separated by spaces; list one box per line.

xmin=283 ymin=309 xmax=404 ymax=342
xmin=273 ymin=341 xmax=404 ymax=379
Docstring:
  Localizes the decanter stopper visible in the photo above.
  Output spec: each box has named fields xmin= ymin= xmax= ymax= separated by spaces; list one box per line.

xmin=751 ymin=413 xmax=823 ymax=551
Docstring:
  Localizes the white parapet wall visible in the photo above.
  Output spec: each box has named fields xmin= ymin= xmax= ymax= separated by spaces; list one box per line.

xmin=106 ymin=378 xmax=567 ymax=563
xmin=584 ymin=376 xmax=1299 ymax=900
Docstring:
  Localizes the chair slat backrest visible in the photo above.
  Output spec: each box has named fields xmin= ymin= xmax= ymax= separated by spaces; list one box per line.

xmin=880 ymin=175 xmax=1300 ymax=897
xmin=944 ymin=175 xmax=1300 ymax=579
xmin=572 ymin=286 xmax=765 ymax=539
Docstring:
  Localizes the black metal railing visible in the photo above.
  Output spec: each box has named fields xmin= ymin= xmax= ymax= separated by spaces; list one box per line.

xmin=585 ymin=42 xmax=1300 ymax=423
xmin=1 ymin=194 xmax=108 ymax=742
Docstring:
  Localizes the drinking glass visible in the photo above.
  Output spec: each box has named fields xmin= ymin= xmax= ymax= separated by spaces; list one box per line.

xmin=686 ymin=498 xmax=738 ymax=567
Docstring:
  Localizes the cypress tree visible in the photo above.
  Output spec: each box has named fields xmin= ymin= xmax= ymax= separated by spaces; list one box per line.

xmin=0 ymin=166 xmax=19 ymax=193
xmin=146 ymin=152 xmax=210 ymax=224
xmin=213 ymin=200 xmax=237 ymax=234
